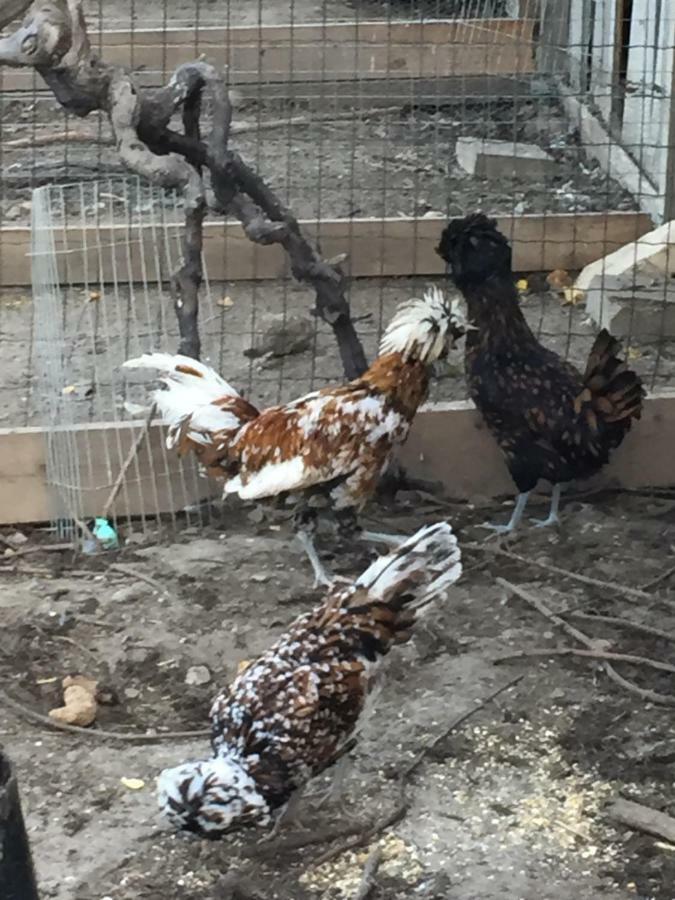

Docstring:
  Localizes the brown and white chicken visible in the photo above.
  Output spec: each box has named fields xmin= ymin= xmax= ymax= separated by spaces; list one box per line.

xmin=124 ymin=288 xmax=468 ymax=584
xmin=156 ymin=521 xmax=462 ymax=836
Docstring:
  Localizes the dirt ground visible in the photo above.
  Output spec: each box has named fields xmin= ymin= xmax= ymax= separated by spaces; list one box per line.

xmin=2 ymin=491 xmax=675 ymax=900
xmin=3 ymin=272 xmax=673 ymax=431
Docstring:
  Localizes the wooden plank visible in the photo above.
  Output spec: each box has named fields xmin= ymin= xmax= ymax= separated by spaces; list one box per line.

xmin=2 ymin=391 xmax=675 ymax=523
xmin=231 ymin=74 xmax=537 ymax=107
xmin=0 ymin=18 xmax=536 ymax=92
xmin=0 ymin=423 xmax=216 ymax=524
xmin=3 ymin=212 xmax=653 ymax=288
xmin=399 ymin=392 xmax=675 ymax=501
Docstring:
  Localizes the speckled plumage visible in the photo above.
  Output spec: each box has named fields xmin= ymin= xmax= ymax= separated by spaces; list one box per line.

xmin=157 ymin=522 xmax=462 ymax=836
xmin=437 ymin=214 xmax=644 ymax=502
xmin=125 ymin=289 xmax=467 ymax=581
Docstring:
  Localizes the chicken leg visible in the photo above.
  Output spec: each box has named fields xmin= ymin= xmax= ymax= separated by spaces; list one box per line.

xmin=296 ymin=530 xmax=334 ymax=588
xmin=530 ymin=484 xmax=561 ymax=528
xmin=480 ymin=491 xmax=530 ymax=535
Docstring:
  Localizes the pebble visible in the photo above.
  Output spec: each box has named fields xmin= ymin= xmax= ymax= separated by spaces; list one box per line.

xmin=185 ymin=665 xmax=212 ymax=686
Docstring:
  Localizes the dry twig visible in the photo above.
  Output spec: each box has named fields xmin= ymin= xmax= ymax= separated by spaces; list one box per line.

xmin=497 ymin=578 xmax=675 ymax=706
xmin=640 ymin=563 xmax=675 ymax=591
xmin=1 ymin=690 xmax=209 ymax=741
xmin=108 ymin=563 xmax=171 ymax=597
xmin=607 ymin=799 xmax=675 ymax=844
xmin=568 ymin=611 xmax=675 ymax=644
xmin=101 ymin=406 xmax=156 ymax=518
xmin=305 ymin=676 xmax=523 ymax=868
xmin=494 ymin=647 xmax=675 ymax=675
xmin=469 ymin=543 xmax=653 ymax=603
xmin=353 ymin=847 xmax=383 ymax=900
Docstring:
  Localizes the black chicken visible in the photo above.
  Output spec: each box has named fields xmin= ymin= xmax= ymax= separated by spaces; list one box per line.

xmin=436 ymin=213 xmax=645 ymax=533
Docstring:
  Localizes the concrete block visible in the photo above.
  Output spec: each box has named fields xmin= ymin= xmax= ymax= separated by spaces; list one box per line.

xmin=455 ymin=137 xmax=557 ymax=179
xmin=577 ymin=219 xmax=675 ymax=338
xmin=576 ymin=219 xmax=675 ymax=293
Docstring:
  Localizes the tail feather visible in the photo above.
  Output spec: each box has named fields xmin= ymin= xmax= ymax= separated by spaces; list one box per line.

xmin=583 ymin=329 xmax=645 ymax=426
xmin=353 ymin=522 xmax=462 ymax=611
xmin=122 ymin=352 xmax=258 ymax=450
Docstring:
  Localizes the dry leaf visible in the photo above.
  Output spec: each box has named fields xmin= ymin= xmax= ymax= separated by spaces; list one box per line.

xmin=36 ymin=676 xmax=59 ymax=685
xmin=217 ymin=295 xmax=234 ymax=308
xmin=89 ymin=291 xmax=101 ymax=302
xmin=515 ymin=278 xmax=529 ymax=294
xmin=627 ymin=346 xmax=642 ymax=360
xmin=547 ymin=268 xmax=572 ymax=291
xmin=561 ymin=287 xmax=586 ymax=306
xmin=237 ymin=659 xmax=251 ymax=674
xmin=62 ymin=385 xmax=77 ymax=395
xmin=120 ymin=777 xmax=146 ymax=791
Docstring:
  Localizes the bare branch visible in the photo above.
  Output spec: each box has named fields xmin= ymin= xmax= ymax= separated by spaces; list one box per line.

xmin=0 ymin=0 xmax=368 ymax=376
xmin=0 ymin=0 xmax=33 ymax=30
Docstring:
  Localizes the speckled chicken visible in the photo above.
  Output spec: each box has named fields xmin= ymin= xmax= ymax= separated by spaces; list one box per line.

xmin=124 ymin=288 xmax=468 ymax=584
xmin=436 ymin=213 xmax=645 ymax=532
xmin=157 ymin=521 xmax=462 ymax=836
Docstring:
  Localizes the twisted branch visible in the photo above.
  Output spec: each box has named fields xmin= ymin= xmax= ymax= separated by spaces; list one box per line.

xmin=0 ymin=0 xmax=367 ymax=375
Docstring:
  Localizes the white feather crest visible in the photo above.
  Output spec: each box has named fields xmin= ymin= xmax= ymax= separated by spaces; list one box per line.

xmin=378 ymin=286 xmax=451 ymax=363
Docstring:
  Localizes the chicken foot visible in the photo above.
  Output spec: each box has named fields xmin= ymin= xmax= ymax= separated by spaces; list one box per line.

xmin=530 ymin=483 xmax=562 ymax=528
xmin=296 ymin=529 xmax=335 ymax=588
xmin=480 ymin=491 xmax=530 ymax=535
xmin=334 ymin=508 xmax=406 ymax=548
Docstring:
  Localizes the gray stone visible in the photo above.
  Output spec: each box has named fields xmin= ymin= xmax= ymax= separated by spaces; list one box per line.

xmin=185 ymin=665 xmax=212 ymax=686
xmin=455 ymin=137 xmax=557 ymax=180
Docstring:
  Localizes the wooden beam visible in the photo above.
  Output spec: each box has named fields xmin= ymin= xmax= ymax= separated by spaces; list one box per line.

xmin=4 ymin=212 xmax=653 ymax=287
xmin=0 ymin=18 xmax=536 ymax=92
xmin=2 ymin=391 xmax=674 ymax=524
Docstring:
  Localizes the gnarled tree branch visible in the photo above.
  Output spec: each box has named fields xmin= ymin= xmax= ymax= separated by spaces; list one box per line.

xmin=0 ymin=0 xmax=368 ymax=375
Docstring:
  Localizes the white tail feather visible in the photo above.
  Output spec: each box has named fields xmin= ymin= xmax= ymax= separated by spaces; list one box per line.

xmin=122 ymin=353 xmax=245 ymax=447
xmin=355 ymin=521 xmax=461 ymax=606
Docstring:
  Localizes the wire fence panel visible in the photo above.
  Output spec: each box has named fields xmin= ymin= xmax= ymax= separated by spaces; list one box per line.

xmin=0 ymin=0 xmax=672 ymax=535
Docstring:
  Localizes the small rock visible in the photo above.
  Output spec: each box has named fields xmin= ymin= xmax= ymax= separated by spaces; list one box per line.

xmin=6 ymin=530 xmax=28 ymax=547
xmin=111 ymin=585 xmax=143 ymax=603
xmin=250 ymin=573 xmax=270 ymax=583
xmin=185 ymin=665 xmax=212 ymax=686
xmin=244 ymin=313 xmax=313 ymax=359
xmin=4 ymin=204 xmax=23 ymax=221
xmin=124 ymin=687 xmax=140 ymax=699
xmin=247 ymin=507 xmax=265 ymax=525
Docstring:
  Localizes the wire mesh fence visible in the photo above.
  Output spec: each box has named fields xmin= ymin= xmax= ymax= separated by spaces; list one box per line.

xmin=0 ymin=0 xmax=673 ymax=537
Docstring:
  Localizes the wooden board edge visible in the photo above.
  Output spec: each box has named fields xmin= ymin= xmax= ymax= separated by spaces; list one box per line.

xmin=0 ymin=211 xmax=654 ymax=287
xmin=2 ymin=391 xmax=674 ymax=524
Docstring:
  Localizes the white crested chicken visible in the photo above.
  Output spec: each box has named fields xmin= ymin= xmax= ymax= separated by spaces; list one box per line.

xmin=157 ymin=521 xmax=462 ymax=837
xmin=124 ymin=287 xmax=468 ymax=584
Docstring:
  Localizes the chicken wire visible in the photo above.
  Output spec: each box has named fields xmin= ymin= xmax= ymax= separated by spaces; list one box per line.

xmin=0 ymin=0 xmax=673 ymax=535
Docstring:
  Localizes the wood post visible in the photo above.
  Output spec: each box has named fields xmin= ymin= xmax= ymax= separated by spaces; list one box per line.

xmin=0 ymin=751 xmax=39 ymax=900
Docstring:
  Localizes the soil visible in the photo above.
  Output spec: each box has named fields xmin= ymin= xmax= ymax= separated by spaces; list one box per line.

xmin=2 ymin=492 xmax=675 ymax=900
xmin=4 ymin=273 xmax=673 ymax=430
xmin=1 ymin=6 xmax=674 ymax=898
